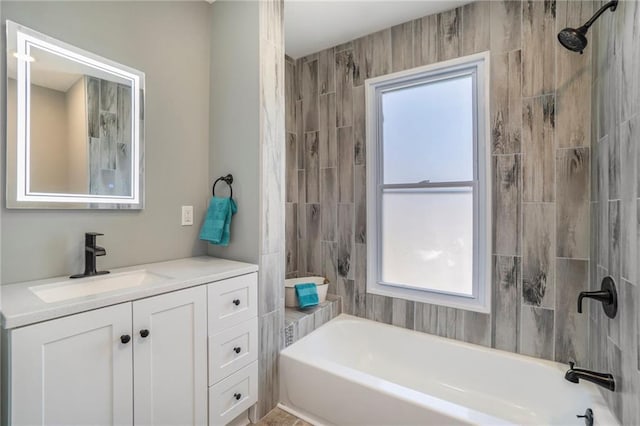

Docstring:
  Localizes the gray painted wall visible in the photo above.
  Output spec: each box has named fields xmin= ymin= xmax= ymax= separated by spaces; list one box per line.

xmin=209 ymin=1 xmax=286 ymax=419
xmin=1 ymin=2 xmax=212 ymax=284
xmin=208 ymin=0 xmax=260 ymax=264
xmin=589 ymin=0 xmax=640 ymax=423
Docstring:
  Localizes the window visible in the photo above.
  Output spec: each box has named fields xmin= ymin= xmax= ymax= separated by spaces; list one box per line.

xmin=365 ymin=52 xmax=490 ymax=313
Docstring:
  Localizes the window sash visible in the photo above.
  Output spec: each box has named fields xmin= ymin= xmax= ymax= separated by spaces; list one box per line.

xmin=365 ymin=51 xmax=491 ymax=313
xmin=377 ymin=183 xmax=478 ymax=299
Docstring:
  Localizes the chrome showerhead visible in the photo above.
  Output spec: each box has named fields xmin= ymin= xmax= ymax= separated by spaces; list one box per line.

xmin=557 ymin=0 xmax=618 ymax=54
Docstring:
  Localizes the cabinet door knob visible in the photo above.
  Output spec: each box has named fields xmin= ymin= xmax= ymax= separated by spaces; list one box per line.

xmin=140 ymin=329 xmax=150 ymax=338
xmin=234 ymin=393 xmax=242 ymax=401
xmin=233 ymin=346 xmax=241 ymax=354
xmin=120 ymin=334 xmax=131 ymax=344
xmin=233 ymin=299 xmax=241 ymax=306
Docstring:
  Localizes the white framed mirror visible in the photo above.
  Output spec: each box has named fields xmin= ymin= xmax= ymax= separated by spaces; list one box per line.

xmin=6 ymin=20 xmax=145 ymax=209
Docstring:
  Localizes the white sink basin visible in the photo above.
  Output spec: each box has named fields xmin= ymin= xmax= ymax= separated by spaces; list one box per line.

xmin=29 ymin=270 xmax=171 ymax=303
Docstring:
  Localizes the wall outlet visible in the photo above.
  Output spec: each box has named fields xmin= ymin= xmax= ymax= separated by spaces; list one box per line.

xmin=181 ymin=205 xmax=194 ymax=226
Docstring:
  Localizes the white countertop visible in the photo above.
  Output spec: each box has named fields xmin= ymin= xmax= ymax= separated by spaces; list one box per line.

xmin=1 ymin=256 xmax=258 ymax=329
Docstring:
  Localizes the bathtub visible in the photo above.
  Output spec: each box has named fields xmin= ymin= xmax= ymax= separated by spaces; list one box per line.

xmin=279 ymin=315 xmax=618 ymax=426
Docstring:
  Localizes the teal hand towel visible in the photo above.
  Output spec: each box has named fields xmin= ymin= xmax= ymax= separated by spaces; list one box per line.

xmin=199 ymin=196 xmax=237 ymax=246
xmin=295 ymin=283 xmax=319 ymax=309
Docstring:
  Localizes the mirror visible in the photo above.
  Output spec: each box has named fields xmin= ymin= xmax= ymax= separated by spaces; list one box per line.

xmin=6 ymin=21 xmax=145 ymax=209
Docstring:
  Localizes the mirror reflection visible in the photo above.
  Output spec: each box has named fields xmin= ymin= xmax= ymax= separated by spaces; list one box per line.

xmin=6 ymin=20 xmax=144 ymax=209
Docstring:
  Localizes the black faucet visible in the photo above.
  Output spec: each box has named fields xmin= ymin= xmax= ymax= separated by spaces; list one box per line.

xmin=565 ymin=362 xmax=615 ymax=391
xmin=70 ymin=232 xmax=110 ymax=279
xmin=577 ymin=276 xmax=617 ymax=318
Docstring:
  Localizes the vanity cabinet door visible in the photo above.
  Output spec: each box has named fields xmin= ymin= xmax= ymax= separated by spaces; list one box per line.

xmin=9 ymin=303 xmax=133 ymax=426
xmin=133 ymin=286 xmax=208 ymax=426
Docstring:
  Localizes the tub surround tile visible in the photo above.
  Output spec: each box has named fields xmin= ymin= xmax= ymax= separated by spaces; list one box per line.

xmin=337 ymin=127 xmax=354 ymax=203
xmin=353 ymin=29 xmax=391 ymax=86
xmin=391 ymin=298 xmax=415 ymax=330
xmin=304 ymin=132 xmax=320 ymax=204
xmin=352 ymin=86 xmax=366 ymax=166
xmin=491 ymin=50 xmax=522 ymax=155
xmin=555 ymin=1 xmax=592 ymax=149
xmin=492 ymin=255 xmax=521 ymax=352
xmin=366 ymin=294 xmax=393 ymax=325
xmin=522 ymin=0 xmax=556 ymax=98
xmin=354 ymin=165 xmax=366 ymax=245
xmin=321 ymin=241 xmax=338 ymax=293
xmin=555 ymin=259 xmax=588 ymax=365
xmin=306 ymin=204 xmax=321 ymax=275
xmin=437 ymin=8 xmax=461 ymax=62
xmin=302 ymin=60 xmax=319 ymax=132
xmin=522 ymin=95 xmax=555 ymax=202
xmin=286 ymin=133 xmax=298 ymax=203
xmin=556 ymin=148 xmax=590 ymax=259
xmin=318 ymin=93 xmax=337 ymax=169
xmin=337 ymin=203 xmax=354 ymax=280
xmin=337 ymin=277 xmax=356 ymax=315
xmin=320 ymin=167 xmax=337 ymax=242
xmin=520 ymin=305 xmax=554 ymax=360
xmin=590 ymin=9 xmax=640 ymax=411
xmin=463 ymin=311 xmax=491 ymax=347
xmin=523 ymin=203 xmax=555 ymax=308
xmin=285 ymin=60 xmax=296 ymax=133
xmin=257 ymin=310 xmax=282 ymax=417
xmin=391 ymin=21 xmax=414 ymax=72
xmin=608 ymin=126 xmax=620 ymax=200
xmin=461 ymin=1 xmax=490 ymax=55
xmin=354 ymin=243 xmax=367 ymax=318
xmin=413 ymin=302 xmax=438 ymax=335
xmin=413 ymin=14 xmax=438 ymax=67
xmin=493 ymin=154 xmax=521 ymax=255
xmin=318 ymin=47 xmax=335 ymax=96
xmin=489 ymin=0 xmax=521 ymax=54
xmin=335 ymin=50 xmax=354 ymax=126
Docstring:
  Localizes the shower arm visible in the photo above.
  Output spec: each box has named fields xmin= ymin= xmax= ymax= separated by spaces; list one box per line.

xmin=582 ymin=0 xmax=618 ymax=31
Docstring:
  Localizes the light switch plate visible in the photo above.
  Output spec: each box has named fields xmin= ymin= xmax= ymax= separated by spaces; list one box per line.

xmin=181 ymin=205 xmax=193 ymax=226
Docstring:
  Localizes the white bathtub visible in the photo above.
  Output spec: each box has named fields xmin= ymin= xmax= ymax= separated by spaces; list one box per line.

xmin=279 ymin=315 xmax=618 ymax=426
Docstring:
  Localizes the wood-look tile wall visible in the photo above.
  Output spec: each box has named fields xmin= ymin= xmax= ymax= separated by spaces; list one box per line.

xmin=257 ymin=0 xmax=285 ymax=420
xmin=590 ymin=0 xmax=640 ymax=423
xmin=285 ymin=0 xmax=595 ymax=362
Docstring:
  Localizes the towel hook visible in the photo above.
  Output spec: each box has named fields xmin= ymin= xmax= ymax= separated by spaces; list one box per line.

xmin=212 ymin=174 xmax=233 ymax=198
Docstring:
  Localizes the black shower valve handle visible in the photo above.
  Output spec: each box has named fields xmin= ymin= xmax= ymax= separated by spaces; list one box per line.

xmin=577 ymin=276 xmax=617 ymax=319
xmin=577 ymin=290 xmax=612 ymax=313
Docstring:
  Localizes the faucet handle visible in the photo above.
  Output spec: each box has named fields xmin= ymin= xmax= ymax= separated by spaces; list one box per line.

xmin=568 ymin=361 xmax=575 ymax=369
xmin=85 ymin=232 xmax=104 ymax=247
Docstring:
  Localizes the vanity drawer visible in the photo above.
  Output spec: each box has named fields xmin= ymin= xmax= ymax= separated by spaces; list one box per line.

xmin=209 ymin=318 xmax=258 ymax=385
xmin=207 ymin=273 xmax=257 ymax=333
xmin=208 ymin=361 xmax=258 ymax=426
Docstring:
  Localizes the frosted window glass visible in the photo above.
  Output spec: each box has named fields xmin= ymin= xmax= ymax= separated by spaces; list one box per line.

xmin=381 ymin=188 xmax=473 ymax=295
xmin=382 ymin=76 xmax=473 ymax=184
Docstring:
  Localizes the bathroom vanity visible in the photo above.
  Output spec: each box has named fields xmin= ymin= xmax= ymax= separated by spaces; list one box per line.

xmin=1 ymin=256 xmax=259 ymax=426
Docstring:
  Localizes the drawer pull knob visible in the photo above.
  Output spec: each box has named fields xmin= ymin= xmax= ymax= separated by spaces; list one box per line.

xmin=233 ymin=299 xmax=241 ymax=306
xmin=120 ymin=334 xmax=131 ymax=344
xmin=234 ymin=393 xmax=242 ymax=401
xmin=233 ymin=346 xmax=242 ymax=354
xmin=140 ymin=329 xmax=150 ymax=338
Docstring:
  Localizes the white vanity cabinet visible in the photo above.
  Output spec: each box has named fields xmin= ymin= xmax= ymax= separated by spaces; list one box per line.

xmin=2 ymin=258 xmax=259 ymax=426
xmin=8 ymin=303 xmax=134 ymax=425
xmin=207 ymin=273 xmax=259 ymax=425
xmin=6 ymin=286 xmax=208 ymax=426
xmin=133 ymin=285 xmax=208 ymax=425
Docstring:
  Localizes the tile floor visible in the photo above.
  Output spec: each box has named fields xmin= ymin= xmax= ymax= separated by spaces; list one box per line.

xmin=255 ymin=407 xmax=312 ymax=426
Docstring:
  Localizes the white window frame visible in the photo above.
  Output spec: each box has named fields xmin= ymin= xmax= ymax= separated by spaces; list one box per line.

xmin=365 ymin=51 xmax=491 ymax=313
